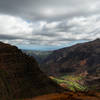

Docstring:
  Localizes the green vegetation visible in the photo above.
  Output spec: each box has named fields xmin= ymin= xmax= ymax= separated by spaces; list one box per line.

xmin=60 ymin=75 xmax=83 ymax=80
xmin=51 ymin=75 xmax=88 ymax=92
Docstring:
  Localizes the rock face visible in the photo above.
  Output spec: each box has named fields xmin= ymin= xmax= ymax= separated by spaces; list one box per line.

xmin=0 ymin=42 xmax=63 ymax=100
xmin=43 ymin=39 xmax=100 ymax=76
xmin=0 ymin=70 xmax=13 ymax=100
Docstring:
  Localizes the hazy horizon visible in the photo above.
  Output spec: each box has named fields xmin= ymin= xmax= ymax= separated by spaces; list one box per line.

xmin=18 ymin=39 xmax=89 ymax=51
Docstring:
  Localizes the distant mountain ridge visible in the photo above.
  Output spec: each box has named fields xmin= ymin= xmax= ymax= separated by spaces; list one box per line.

xmin=22 ymin=50 xmax=52 ymax=63
xmin=43 ymin=39 xmax=100 ymax=76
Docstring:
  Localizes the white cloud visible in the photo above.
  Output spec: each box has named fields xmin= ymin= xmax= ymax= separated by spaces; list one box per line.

xmin=0 ymin=14 xmax=100 ymax=47
xmin=0 ymin=14 xmax=33 ymax=37
xmin=67 ymin=15 xmax=100 ymax=40
xmin=46 ymin=22 xmax=60 ymax=29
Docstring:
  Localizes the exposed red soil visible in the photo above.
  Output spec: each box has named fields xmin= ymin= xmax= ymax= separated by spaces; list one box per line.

xmin=24 ymin=92 xmax=100 ymax=100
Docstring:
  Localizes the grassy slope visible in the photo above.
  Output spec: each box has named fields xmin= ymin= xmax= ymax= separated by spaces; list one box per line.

xmin=50 ymin=75 xmax=88 ymax=92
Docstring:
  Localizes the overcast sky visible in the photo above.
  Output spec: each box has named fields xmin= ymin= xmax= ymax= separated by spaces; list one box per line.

xmin=0 ymin=0 xmax=100 ymax=50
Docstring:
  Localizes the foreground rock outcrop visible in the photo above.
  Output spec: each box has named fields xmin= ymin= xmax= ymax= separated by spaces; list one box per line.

xmin=0 ymin=42 xmax=63 ymax=100
xmin=0 ymin=70 xmax=13 ymax=100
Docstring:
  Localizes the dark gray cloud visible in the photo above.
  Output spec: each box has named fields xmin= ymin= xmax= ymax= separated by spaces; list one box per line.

xmin=0 ymin=0 xmax=100 ymax=21
xmin=0 ymin=34 xmax=22 ymax=40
